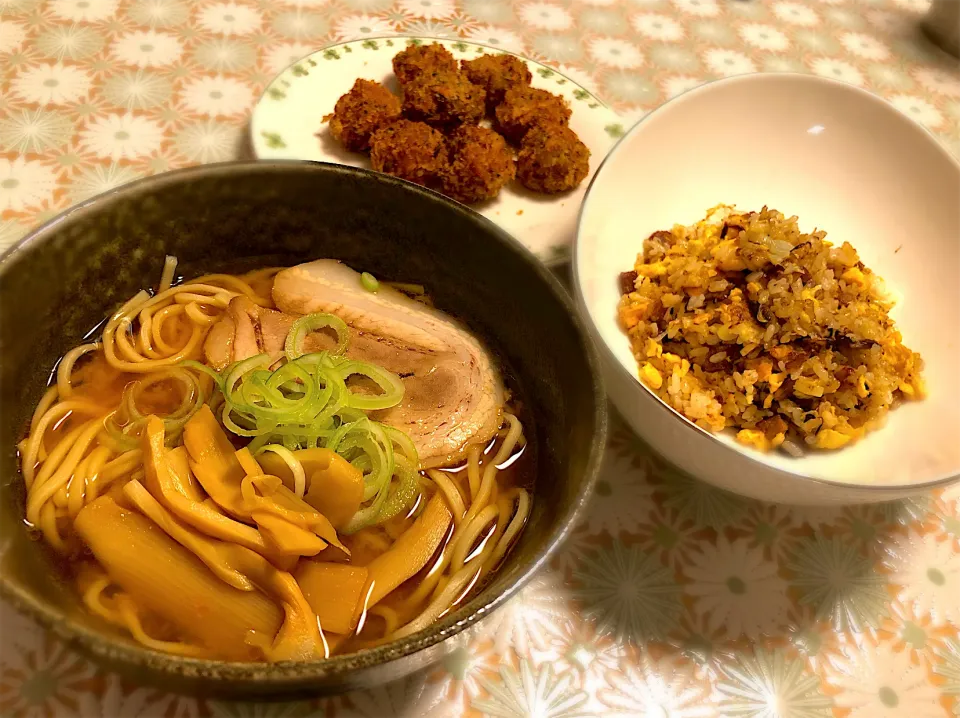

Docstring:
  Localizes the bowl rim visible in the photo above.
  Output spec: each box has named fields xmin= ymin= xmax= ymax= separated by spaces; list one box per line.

xmin=0 ymin=159 xmax=609 ymax=683
xmin=573 ymin=72 xmax=960 ymax=493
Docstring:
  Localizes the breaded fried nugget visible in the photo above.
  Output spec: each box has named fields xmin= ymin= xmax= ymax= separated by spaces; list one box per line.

xmin=494 ymin=86 xmax=571 ymax=144
xmin=461 ymin=54 xmax=532 ymax=109
xmin=326 ymin=79 xmax=402 ymax=153
xmin=441 ymin=125 xmax=516 ymax=204
xmin=392 ymin=43 xmax=458 ymax=86
xmin=401 ymin=71 xmax=485 ymax=128
xmin=369 ymin=119 xmax=446 ymax=188
xmin=517 ymin=123 xmax=590 ymax=194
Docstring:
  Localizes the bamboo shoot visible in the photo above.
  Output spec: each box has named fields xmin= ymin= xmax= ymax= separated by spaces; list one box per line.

xmin=295 ymin=562 xmax=369 ymax=634
xmin=364 ymin=494 xmax=452 ymax=609
xmin=75 ymin=496 xmax=282 ymax=661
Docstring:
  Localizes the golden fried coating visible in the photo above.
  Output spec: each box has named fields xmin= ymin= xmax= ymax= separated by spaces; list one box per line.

xmin=392 ymin=43 xmax=458 ymax=86
xmin=401 ymin=71 xmax=485 ymax=128
xmin=326 ymin=79 xmax=402 ymax=153
xmin=460 ymin=54 xmax=532 ymax=109
xmin=369 ymin=119 xmax=447 ymax=188
xmin=494 ymin=86 xmax=571 ymax=144
xmin=440 ymin=125 xmax=516 ymax=204
xmin=517 ymin=123 xmax=590 ymax=194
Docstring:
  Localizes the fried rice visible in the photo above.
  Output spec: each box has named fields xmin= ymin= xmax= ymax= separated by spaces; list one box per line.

xmin=617 ymin=205 xmax=925 ymax=454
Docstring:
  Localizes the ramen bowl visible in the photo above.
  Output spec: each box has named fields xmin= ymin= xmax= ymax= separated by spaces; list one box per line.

xmin=0 ymin=161 xmax=606 ymax=697
xmin=575 ymin=73 xmax=960 ymax=505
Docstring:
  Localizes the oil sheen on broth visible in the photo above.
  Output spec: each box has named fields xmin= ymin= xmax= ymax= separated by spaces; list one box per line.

xmin=18 ymin=258 xmax=533 ymax=662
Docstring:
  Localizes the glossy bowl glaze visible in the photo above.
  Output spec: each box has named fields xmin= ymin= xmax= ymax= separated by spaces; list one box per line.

xmin=0 ymin=161 xmax=607 ymax=698
xmin=575 ymin=73 xmax=960 ymax=505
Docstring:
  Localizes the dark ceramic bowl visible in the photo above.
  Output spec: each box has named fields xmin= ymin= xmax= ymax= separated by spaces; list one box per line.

xmin=0 ymin=161 xmax=606 ymax=699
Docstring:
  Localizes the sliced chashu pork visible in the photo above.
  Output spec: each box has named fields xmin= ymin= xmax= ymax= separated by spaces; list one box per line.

xmin=204 ymin=296 xmax=295 ymax=370
xmin=203 ymin=261 xmax=505 ymax=469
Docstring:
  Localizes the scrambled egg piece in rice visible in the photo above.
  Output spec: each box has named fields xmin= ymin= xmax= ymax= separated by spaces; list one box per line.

xmin=617 ymin=205 xmax=924 ymax=454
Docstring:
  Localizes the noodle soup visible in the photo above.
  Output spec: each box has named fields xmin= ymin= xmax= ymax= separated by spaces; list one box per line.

xmin=18 ymin=258 xmax=533 ymax=662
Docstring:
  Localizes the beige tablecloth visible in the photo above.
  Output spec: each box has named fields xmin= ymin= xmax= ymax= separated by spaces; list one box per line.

xmin=2 ymin=0 xmax=960 ymax=715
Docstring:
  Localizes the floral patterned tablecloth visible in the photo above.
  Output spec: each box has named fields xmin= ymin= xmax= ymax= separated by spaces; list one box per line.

xmin=3 ymin=0 xmax=960 ymax=715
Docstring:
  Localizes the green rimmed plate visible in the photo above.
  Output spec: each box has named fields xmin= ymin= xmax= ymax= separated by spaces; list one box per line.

xmin=250 ymin=36 xmax=625 ymax=266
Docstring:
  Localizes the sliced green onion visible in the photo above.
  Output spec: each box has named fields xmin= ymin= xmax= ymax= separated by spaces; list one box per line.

xmin=180 ymin=360 xmax=223 ymax=386
xmin=225 ymin=354 xmax=271 ymax=393
xmin=104 ymin=416 xmax=140 ymax=451
xmin=374 ymin=456 xmax=420 ymax=524
xmin=383 ymin=425 xmax=418 ymax=463
xmin=181 ymin=322 xmax=420 ymax=531
xmin=221 ymin=405 xmax=265 ymax=438
xmin=104 ymin=367 xmax=206 ymax=450
xmin=285 ymin=313 xmax=349 ymax=360
xmin=255 ymin=444 xmax=306 ymax=498
xmin=338 ymin=360 xmax=405 ymax=411
xmin=360 ymin=272 xmax=379 ymax=293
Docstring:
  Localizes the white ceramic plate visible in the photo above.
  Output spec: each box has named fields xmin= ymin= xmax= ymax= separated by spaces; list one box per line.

xmin=250 ymin=37 xmax=624 ymax=266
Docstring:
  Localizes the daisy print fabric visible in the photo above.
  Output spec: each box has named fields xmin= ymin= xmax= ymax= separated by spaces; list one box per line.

xmin=2 ymin=0 xmax=960 ymax=715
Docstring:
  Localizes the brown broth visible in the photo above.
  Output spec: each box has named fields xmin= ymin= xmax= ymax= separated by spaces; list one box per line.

xmin=339 ymin=423 xmax=535 ymax=654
